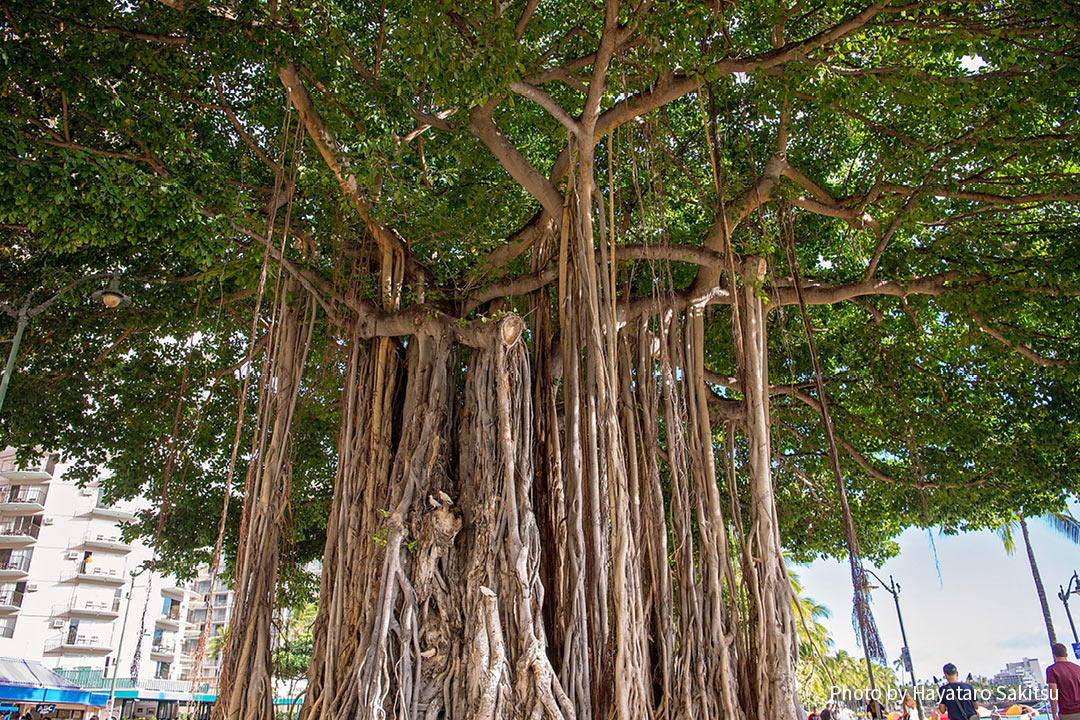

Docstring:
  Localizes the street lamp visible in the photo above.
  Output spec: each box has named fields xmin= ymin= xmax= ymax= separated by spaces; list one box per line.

xmin=0 ymin=273 xmax=130 ymax=414
xmin=1059 ymin=572 xmax=1080 ymax=657
xmin=865 ymin=568 xmax=924 ymax=720
xmin=92 ymin=277 xmax=132 ymax=309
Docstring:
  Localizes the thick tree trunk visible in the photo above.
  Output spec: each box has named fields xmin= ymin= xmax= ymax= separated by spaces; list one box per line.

xmin=1020 ymin=516 xmax=1058 ymax=646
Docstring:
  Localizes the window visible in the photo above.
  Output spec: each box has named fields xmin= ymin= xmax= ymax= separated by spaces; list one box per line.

xmin=155 ymin=661 xmax=171 ymax=680
xmin=0 ymin=582 xmax=24 ymax=607
xmin=2 ymin=485 xmax=46 ymax=504
xmin=195 ymin=580 xmax=210 ymax=593
xmin=213 ymin=593 xmax=228 ymax=606
xmin=0 ymin=515 xmax=41 ymax=539
xmin=0 ymin=617 xmax=15 ymax=638
xmin=212 ymin=608 xmax=227 ymax=622
xmin=0 ymin=548 xmax=31 ymax=572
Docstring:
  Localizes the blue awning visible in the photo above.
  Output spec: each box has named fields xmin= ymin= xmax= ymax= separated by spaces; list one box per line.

xmin=0 ymin=658 xmax=107 ymax=706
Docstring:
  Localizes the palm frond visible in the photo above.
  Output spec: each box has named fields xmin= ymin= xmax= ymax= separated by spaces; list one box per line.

xmin=998 ymin=519 xmax=1018 ymax=556
xmin=1044 ymin=510 xmax=1080 ymax=545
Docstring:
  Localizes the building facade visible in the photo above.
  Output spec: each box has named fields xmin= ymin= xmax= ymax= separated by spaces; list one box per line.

xmin=0 ymin=449 xmax=205 ymax=685
xmin=990 ymin=657 xmax=1045 ymax=694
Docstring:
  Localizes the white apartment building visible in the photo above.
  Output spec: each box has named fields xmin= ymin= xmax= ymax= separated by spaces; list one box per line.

xmin=176 ymin=565 xmax=235 ymax=687
xmin=0 ymin=449 xmax=205 ymax=686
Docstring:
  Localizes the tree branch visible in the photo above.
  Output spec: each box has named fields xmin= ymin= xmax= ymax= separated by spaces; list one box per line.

xmin=468 ymin=101 xmax=565 ymax=218
xmin=277 ymin=63 xmax=432 ymax=285
xmin=970 ymin=312 xmax=1067 ymax=368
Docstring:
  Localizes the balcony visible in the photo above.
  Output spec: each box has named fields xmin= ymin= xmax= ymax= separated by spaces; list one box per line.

xmin=161 ymin=586 xmax=190 ymax=599
xmin=150 ymin=641 xmax=176 ymax=661
xmin=87 ymin=503 xmax=136 ymax=522
xmin=0 ymin=520 xmax=40 ymax=546
xmin=0 ymin=487 xmax=47 ymax=514
xmin=44 ymin=633 xmax=114 ymax=655
xmin=0 ymin=456 xmax=55 ymax=484
xmin=0 ymin=590 xmax=24 ymax=613
xmin=0 ymin=556 xmax=31 ymax=579
xmin=156 ymin=607 xmax=182 ymax=629
xmin=61 ymin=566 xmax=126 ymax=586
xmin=54 ymin=597 xmax=122 ymax=619
xmin=80 ymin=531 xmax=131 ymax=554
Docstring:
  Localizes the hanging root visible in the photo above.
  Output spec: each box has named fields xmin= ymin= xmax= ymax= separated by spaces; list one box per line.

xmin=215 ymin=281 xmax=316 ymax=720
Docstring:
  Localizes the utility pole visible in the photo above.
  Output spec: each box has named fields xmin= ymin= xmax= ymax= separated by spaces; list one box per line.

xmin=107 ymin=567 xmax=147 ymax=719
xmin=866 ymin=568 xmax=923 ymax=720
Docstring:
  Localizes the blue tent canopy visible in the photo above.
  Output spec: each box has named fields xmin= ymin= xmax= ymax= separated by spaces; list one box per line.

xmin=0 ymin=658 xmax=108 ymax=706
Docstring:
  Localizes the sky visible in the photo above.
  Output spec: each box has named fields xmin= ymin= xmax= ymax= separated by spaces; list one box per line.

xmin=796 ymin=509 xmax=1080 ymax=684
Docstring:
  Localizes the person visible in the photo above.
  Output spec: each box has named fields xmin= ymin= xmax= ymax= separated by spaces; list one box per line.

xmin=820 ymin=705 xmax=833 ymax=720
xmin=1048 ymin=642 xmax=1080 ymax=720
xmin=899 ymin=692 xmax=918 ymax=719
xmin=866 ymin=698 xmax=885 ymax=719
xmin=937 ymin=662 xmax=979 ymax=720
xmin=808 ymin=710 xmax=820 ymax=720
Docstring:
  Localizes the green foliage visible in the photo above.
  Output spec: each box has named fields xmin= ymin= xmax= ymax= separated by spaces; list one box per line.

xmin=1 ymin=0 xmax=1078 ymax=582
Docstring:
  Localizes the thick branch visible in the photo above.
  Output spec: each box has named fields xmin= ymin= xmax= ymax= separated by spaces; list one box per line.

xmin=469 ymin=102 xmax=564 ymax=218
xmin=278 ymin=63 xmax=432 ymax=285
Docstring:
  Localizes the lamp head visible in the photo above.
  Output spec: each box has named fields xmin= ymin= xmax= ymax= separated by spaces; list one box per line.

xmin=92 ymin=278 xmax=131 ymax=309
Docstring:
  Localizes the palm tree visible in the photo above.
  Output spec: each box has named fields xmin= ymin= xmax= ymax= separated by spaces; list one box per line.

xmin=208 ymin=625 xmax=229 ymax=660
xmin=997 ymin=510 xmax=1080 ymax=646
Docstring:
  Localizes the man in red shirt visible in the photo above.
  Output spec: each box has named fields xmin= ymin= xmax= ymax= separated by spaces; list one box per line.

xmin=1048 ymin=642 xmax=1080 ymax=720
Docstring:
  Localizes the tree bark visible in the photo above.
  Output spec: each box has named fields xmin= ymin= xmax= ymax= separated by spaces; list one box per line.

xmin=1020 ymin=516 xmax=1058 ymax=646
xmin=737 ymin=256 xmax=801 ymax=720
xmin=214 ymin=281 xmax=315 ymax=720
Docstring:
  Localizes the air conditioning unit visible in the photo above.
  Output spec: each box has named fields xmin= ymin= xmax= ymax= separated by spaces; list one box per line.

xmin=66 ymin=551 xmax=80 ymax=560
xmin=51 ymin=619 xmax=65 ymax=629
xmin=25 ymin=583 xmax=37 ymax=592
xmin=80 ymin=487 xmax=94 ymax=496
xmin=42 ymin=516 xmax=54 ymax=525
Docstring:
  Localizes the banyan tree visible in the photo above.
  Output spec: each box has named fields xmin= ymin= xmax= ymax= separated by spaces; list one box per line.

xmin=1 ymin=1 xmax=1079 ymax=719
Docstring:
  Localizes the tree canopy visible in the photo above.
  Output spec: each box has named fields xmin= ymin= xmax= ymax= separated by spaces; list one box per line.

xmin=1 ymin=1 xmax=1078 ymax=718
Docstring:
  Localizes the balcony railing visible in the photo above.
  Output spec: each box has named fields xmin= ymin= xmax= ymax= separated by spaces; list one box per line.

xmin=52 ymin=669 xmax=207 ymax=695
xmin=152 ymin=641 xmax=176 ymax=655
xmin=0 ymin=590 xmax=24 ymax=608
xmin=61 ymin=565 xmax=125 ymax=584
xmin=0 ymin=455 xmax=55 ymax=482
xmin=81 ymin=531 xmax=131 ymax=552
xmin=44 ymin=632 xmax=114 ymax=653
xmin=55 ymin=597 xmax=122 ymax=617
xmin=0 ymin=556 xmax=31 ymax=573
xmin=0 ymin=521 xmax=40 ymax=540
xmin=0 ymin=486 xmax=47 ymax=505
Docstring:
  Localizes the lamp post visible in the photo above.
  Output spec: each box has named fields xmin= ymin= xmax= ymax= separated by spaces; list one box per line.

xmin=865 ymin=568 xmax=923 ymax=720
xmin=106 ymin=566 xmax=149 ymax=720
xmin=0 ymin=273 xmax=130 ymax=414
xmin=1059 ymin=572 xmax=1080 ymax=654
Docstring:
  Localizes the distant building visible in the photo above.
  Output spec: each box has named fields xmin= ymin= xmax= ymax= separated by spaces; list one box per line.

xmin=177 ymin=563 xmax=235 ymax=687
xmin=990 ymin=657 xmax=1044 ymax=693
